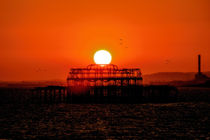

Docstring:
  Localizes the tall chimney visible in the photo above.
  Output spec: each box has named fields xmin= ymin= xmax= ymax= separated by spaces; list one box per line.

xmin=198 ymin=54 xmax=201 ymax=75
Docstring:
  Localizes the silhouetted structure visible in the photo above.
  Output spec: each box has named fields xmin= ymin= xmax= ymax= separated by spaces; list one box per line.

xmin=198 ymin=54 xmax=201 ymax=74
xmin=32 ymin=86 xmax=66 ymax=103
xmin=28 ymin=85 xmax=177 ymax=104
xmin=67 ymin=64 xmax=142 ymax=87
xmin=64 ymin=64 xmax=177 ymax=103
xmin=67 ymin=64 xmax=142 ymax=96
xmin=26 ymin=64 xmax=178 ymax=103
xmin=195 ymin=54 xmax=208 ymax=80
xmin=0 ymin=64 xmax=178 ymax=104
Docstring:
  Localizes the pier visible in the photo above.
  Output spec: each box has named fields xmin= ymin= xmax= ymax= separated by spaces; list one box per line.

xmin=30 ymin=85 xmax=178 ymax=104
xmin=29 ymin=64 xmax=178 ymax=103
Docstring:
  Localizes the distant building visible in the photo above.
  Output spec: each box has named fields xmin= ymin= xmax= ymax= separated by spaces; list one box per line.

xmin=195 ymin=54 xmax=209 ymax=81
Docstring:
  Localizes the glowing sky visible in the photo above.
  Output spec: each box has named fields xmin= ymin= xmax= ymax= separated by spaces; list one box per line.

xmin=0 ymin=0 xmax=210 ymax=81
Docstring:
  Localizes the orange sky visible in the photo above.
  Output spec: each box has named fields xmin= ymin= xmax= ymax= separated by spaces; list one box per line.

xmin=0 ymin=0 xmax=210 ymax=81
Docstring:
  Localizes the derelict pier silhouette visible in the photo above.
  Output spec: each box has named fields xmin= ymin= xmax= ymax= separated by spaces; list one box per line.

xmin=66 ymin=64 xmax=144 ymax=103
xmin=67 ymin=64 xmax=142 ymax=87
xmin=28 ymin=63 xmax=180 ymax=104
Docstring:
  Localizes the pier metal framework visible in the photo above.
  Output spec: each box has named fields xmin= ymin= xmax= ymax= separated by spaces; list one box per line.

xmin=28 ymin=64 xmax=178 ymax=103
xmin=27 ymin=64 xmax=178 ymax=104
xmin=67 ymin=64 xmax=143 ymax=88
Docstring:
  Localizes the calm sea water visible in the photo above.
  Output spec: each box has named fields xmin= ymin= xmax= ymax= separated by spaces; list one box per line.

xmin=0 ymin=102 xmax=209 ymax=139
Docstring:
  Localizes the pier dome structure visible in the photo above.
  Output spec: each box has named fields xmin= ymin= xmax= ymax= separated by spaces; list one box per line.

xmin=67 ymin=64 xmax=143 ymax=95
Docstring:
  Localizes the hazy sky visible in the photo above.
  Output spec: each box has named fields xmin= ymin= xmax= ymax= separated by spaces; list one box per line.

xmin=0 ymin=0 xmax=210 ymax=81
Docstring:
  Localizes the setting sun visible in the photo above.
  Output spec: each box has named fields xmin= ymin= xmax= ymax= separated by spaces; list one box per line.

xmin=94 ymin=50 xmax=112 ymax=65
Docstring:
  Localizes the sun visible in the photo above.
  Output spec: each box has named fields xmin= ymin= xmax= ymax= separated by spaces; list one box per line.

xmin=94 ymin=50 xmax=112 ymax=65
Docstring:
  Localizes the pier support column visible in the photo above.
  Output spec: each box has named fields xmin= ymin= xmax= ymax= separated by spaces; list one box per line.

xmin=44 ymin=89 xmax=47 ymax=103
xmin=58 ymin=89 xmax=62 ymax=103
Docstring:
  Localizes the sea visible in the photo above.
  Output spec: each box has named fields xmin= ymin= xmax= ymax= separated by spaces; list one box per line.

xmin=0 ymin=102 xmax=209 ymax=139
